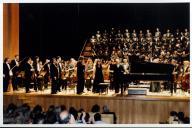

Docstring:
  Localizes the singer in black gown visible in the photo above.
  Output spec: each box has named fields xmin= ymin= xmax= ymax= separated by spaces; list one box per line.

xmin=77 ymin=57 xmax=85 ymax=94
xmin=93 ymin=60 xmax=104 ymax=93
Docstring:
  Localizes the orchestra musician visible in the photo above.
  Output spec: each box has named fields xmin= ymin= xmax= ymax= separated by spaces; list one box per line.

xmin=10 ymin=55 xmax=20 ymax=91
xmin=60 ymin=60 xmax=68 ymax=91
xmin=182 ymin=61 xmax=190 ymax=92
xmin=57 ymin=56 xmax=62 ymax=92
xmin=24 ymin=57 xmax=34 ymax=93
xmin=77 ymin=57 xmax=85 ymax=94
xmin=44 ymin=58 xmax=51 ymax=89
xmin=37 ymin=61 xmax=44 ymax=91
xmin=85 ymin=58 xmax=94 ymax=91
xmin=102 ymin=60 xmax=110 ymax=81
xmin=33 ymin=56 xmax=41 ymax=91
xmin=67 ymin=58 xmax=77 ymax=89
xmin=3 ymin=58 xmax=12 ymax=92
xmin=171 ymin=59 xmax=179 ymax=93
xmin=50 ymin=58 xmax=59 ymax=94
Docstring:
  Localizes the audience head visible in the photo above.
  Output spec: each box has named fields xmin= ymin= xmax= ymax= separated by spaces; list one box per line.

xmin=59 ymin=111 xmax=70 ymax=124
xmin=78 ymin=108 xmax=84 ymax=113
xmin=6 ymin=103 xmax=17 ymax=114
xmin=46 ymin=111 xmax=57 ymax=124
xmin=103 ymin=105 xmax=109 ymax=113
xmin=69 ymin=107 xmax=78 ymax=120
xmin=94 ymin=113 xmax=102 ymax=122
xmin=91 ymin=104 xmax=100 ymax=113
xmin=80 ymin=112 xmax=90 ymax=123
xmin=22 ymin=103 xmax=30 ymax=113
xmin=55 ymin=106 xmax=61 ymax=114
xmin=33 ymin=105 xmax=42 ymax=114
xmin=47 ymin=105 xmax=55 ymax=112
xmin=178 ymin=112 xmax=185 ymax=121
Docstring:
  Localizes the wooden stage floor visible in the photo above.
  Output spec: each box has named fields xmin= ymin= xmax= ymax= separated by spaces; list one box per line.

xmin=3 ymin=87 xmax=190 ymax=124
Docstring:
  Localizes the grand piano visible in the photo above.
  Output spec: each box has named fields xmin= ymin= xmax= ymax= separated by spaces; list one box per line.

xmin=124 ymin=61 xmax=175 ymax=94
xmin=128 ymin=61 xmax=174 ymax=81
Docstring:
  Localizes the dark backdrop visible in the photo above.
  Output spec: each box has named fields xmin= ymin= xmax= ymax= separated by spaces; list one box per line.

xmin=19 ymin=3 xmax=189 ymax=60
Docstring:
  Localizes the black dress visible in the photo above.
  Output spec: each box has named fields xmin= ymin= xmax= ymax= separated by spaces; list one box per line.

xmin=93 ymin=64 xmax=104 ymax=93
xmin=77 ymin=61 xmax=85 ymax=94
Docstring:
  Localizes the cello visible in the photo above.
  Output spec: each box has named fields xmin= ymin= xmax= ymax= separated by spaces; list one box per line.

xmin=182 ymin=66 xmax=190 ymax=92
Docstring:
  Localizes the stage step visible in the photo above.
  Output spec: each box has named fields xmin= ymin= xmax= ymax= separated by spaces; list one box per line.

xmin=128 ymin=88 xmax=147 ymax=95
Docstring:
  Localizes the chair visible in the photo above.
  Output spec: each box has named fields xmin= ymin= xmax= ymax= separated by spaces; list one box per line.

xmin=98 ymin=82 xmax=110 ymax=95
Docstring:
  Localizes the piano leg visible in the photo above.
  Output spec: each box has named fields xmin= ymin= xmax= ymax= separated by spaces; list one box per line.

xmin=120 ymin=82 xmax=124 ymax=96
xmin=120 ymin=84 xmax=123 ymax=96
xmin=174 ymin=83 xmax=177 ymax=93
xmin=170 ymin=81 xmax=173 ymax=95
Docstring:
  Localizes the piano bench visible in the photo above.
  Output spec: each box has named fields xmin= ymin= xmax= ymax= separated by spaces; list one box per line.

xmin=98 ymin=83 xmax=110 ymax=95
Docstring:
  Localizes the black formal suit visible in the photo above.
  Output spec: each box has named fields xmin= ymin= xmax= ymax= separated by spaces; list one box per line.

xmin=50 ymin=63 xmax=59 ymax=94
xmin=3 ymin=63 xmax=11 ymax=92
xmin=44 ymin=63 xmax=50 ymax=89
xmin=109 ymin=63 xmax=116 ymax=90
xmin=33 ymin=62 xmax=42 ymax=91
xmin=33 ymin=62 xmax=38 ymax=73
xmin=113 ymin=64 xmax=124 ymax=94
xmin=77 ymin=61 xmax=85 ymax=94
xmin=24 ymin=62 xmax=33 ymax=93
xmin=57 ymin=63 xmax=62 ymax=91
xmin=10 ymin=59 xmax=20 ymax=90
